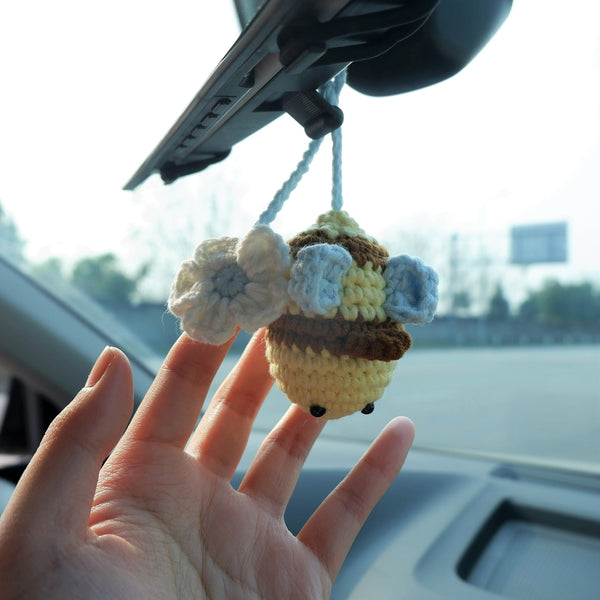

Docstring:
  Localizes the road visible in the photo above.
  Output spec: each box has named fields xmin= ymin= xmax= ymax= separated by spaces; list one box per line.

xmin=205 ymin=345 xmax=600 ymax=468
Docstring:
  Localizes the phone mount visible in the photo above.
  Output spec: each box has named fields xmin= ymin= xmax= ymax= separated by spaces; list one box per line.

xmin=125 ymin=0 xmax=511 ymax=190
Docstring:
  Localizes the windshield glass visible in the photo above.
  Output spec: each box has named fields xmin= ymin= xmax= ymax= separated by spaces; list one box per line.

xmin=1 ymin=1 xmax=598 ymax=470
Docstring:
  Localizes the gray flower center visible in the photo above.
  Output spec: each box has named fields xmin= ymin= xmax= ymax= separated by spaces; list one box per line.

xmin=213 ymin=262 xmax=249 ymax=298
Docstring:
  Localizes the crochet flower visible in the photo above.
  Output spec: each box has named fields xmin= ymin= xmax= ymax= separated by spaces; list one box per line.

xmin=168 ymin=224 xmax=290 ymax=345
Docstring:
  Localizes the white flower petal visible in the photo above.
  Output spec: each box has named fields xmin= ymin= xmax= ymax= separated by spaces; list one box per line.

xmin=192 ymin=236 xmax=238 ymax=277
xmin=233 ymin=280 xmax=289 ymax=331
xmin=169 ymin=259 xmax=202 ymax=299
xmin=169 ymin=229 xmax=289 ymax=344
xmin=193 ymin=236 xmax=238 ymax=264
xmin=237 ymin=225 xmax=290 ymax=280
xmin=181 ymin=297 xmax=238 ymax=345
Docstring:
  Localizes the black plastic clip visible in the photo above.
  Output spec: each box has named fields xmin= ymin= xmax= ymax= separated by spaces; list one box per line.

xmin=281 ymin=90 xmax=344 ymax=139
xmin=160 ymin=151 xmax=231 ymax=184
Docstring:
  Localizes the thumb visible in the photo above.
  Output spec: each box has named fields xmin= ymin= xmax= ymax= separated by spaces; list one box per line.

xmin=0 ymin=347 xmax=134 ymax=540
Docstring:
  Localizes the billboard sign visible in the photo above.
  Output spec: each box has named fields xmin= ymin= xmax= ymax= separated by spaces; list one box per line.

xmin=510 ymin=222 xmax=568 ymax=264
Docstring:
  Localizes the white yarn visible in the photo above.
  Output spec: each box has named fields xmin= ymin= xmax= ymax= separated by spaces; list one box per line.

xmin=168 ymin=225 xmax=290 ymax=344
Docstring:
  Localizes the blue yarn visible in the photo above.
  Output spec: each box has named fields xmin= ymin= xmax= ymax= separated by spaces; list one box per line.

xmin=331 ymin=125 xmax=343 ymax=211
xmin=256 ymin=70 xmax=347 ymax=226
xmin=212 ymin=262 xmax=249 ymax=299
xmin=288 ymin=243 xmax=353 ymax=314
xmin=323 ymin=70 xmax=346 ymax=212
xmin=322 ymin=69 xmax=347 ymax=105
xmin=257 ymin=137 xmax=324 ymax=225
xmin=383 ymin=255 xmax=439 ymax=324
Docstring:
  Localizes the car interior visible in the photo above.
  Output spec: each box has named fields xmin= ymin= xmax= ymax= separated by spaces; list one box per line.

xmin=1 ymin=1 xmax=599 ymax=598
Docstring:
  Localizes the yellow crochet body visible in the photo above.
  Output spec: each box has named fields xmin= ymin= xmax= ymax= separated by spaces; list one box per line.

xmin=266 ymin=344 xmax=397 ymax=420
xmin=265 ymin=210 xmax=411 ymax=419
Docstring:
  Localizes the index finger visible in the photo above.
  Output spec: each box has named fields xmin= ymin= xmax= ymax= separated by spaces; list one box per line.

xmin=125 ymin=333 xmax=235 ymax=449
xmin=186 ymin=330 xmax=274 ymax=479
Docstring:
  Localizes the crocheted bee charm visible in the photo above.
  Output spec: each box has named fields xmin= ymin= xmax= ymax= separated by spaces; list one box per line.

xmin=168 ymin=209 xmax=438 ymax=420
xmin=265 ymin=210 xmax=438 ymax=419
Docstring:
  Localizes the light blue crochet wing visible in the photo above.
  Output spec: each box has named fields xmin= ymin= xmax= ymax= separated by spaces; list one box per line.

xmin=288 ymin=243 xmax=353 ymax=315
xmin=383 ymin=255 xmax=439 ymax=323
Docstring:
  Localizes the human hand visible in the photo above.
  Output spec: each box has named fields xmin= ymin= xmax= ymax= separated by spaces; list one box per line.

xmin=0 ymin=331 xmax=414 ymax=599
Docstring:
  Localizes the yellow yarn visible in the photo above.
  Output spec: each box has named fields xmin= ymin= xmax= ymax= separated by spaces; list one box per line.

xmin=338 ymin=261 xmax=387 ymax=321
xmin=307 ymin=210 xmax=374 ymax=241
xmin=264 ymin=209 xmax=427 ymax=419
xmin=266 ymin=344 xmax=397 ymax=420
xmin=284 ymin=261 xmax=387 ymax=322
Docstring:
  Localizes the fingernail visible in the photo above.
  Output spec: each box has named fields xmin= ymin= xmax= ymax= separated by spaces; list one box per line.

xmin=86 ymin=346 xmax=114 ymax=387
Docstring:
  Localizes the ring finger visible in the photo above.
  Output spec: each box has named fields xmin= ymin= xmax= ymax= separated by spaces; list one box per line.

xmin=237 ymin=404 xmax=325 ymax=517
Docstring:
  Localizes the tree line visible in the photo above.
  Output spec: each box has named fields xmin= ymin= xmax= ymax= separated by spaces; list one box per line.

xmin=33 ymin=254 xmax=148 ymax=305
xmin=38 ymin=253 xmax=600 ymax=330
xmin=484 ymin=281 xmax=600 ymax=328
xmin=3 ymin=201 xmax=599 ymax=329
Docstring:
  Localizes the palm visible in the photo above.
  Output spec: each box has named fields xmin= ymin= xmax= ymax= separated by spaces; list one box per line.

xmin=0 ymin=333 xmax=414 ymax=600
xmin=91 ymin=445 xmax=328 ymax=599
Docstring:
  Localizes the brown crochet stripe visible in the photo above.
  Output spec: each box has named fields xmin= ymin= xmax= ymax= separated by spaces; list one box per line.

xmin=288 ymin=231 xmax=389 ymax=269
xmin=266 ymin=314 xmax=411 ymax=362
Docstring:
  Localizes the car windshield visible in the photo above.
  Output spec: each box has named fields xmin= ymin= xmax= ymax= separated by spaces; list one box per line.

xmin=1 ymin=1 xmax=598 ymax=471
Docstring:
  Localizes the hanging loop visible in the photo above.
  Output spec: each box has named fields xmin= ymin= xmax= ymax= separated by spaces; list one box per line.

xmin=257 ymin=70 xmax=346 ymax=226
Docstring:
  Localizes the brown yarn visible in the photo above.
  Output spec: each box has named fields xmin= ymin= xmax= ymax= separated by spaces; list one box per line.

xmin=288 ymin=231 xmax=389 ymax=269
xmin=266 ymin=314 xmax=411 ymax=362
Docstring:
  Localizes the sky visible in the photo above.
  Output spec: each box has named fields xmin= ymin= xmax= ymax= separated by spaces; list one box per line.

xmin=1 ymin=0 xmax=599 ymax=308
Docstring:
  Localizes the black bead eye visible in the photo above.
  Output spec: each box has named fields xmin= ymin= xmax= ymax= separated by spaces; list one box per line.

xmin=361 ymin=403 xmax=375 ymax=415
xmin=310 ymin=405 xmax=327 ymax=418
